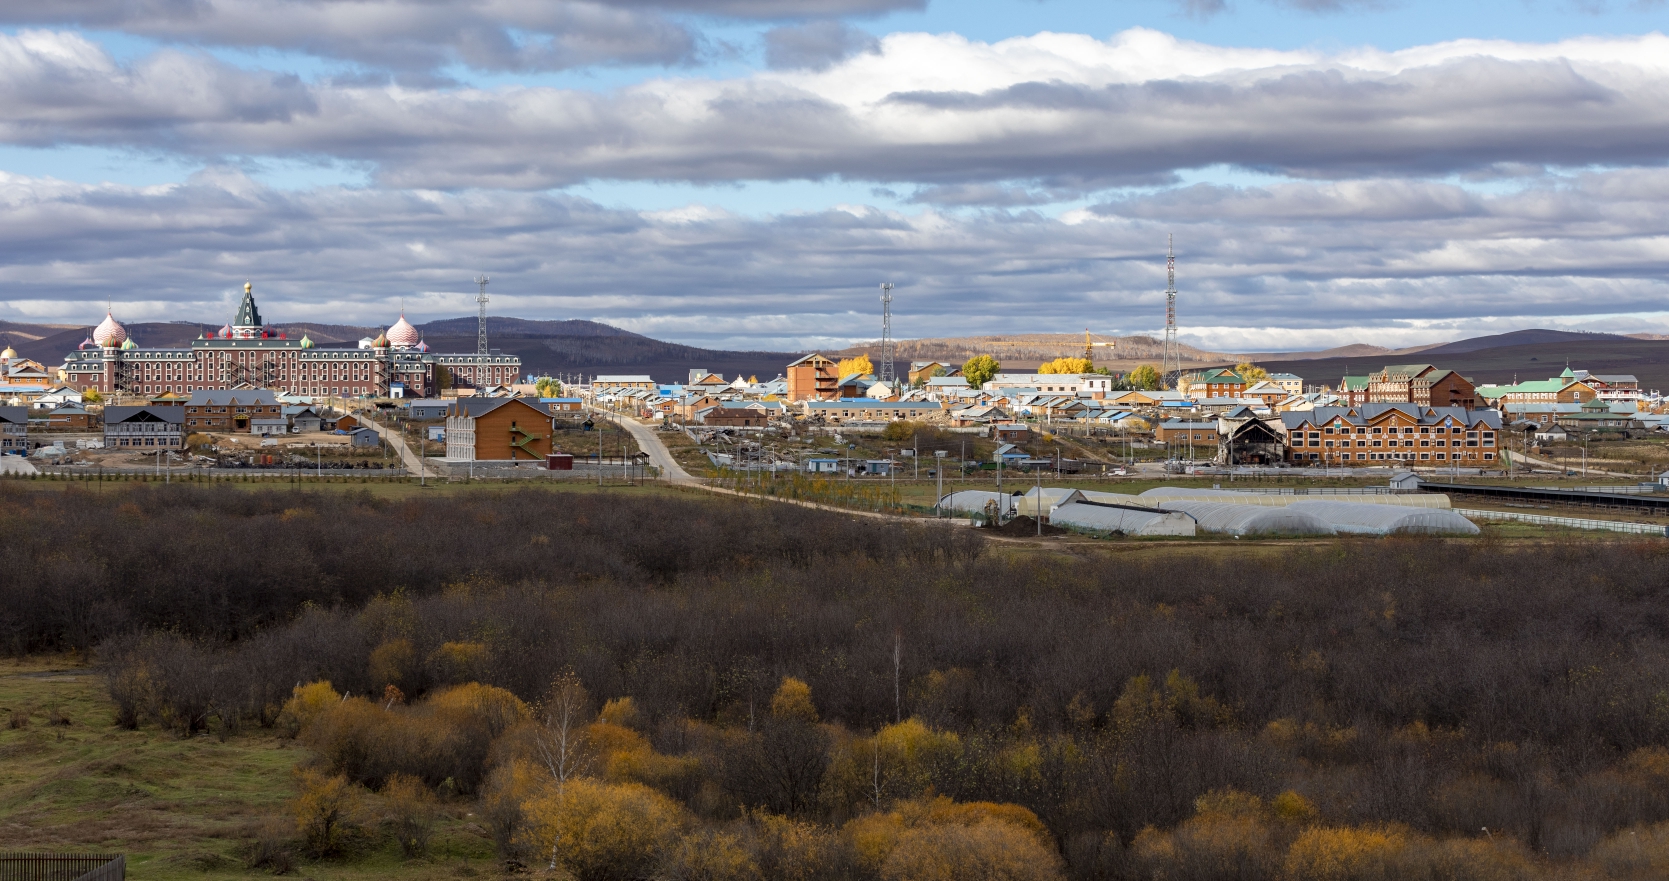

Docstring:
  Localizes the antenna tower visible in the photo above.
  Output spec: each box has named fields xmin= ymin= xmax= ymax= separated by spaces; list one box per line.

xmin=474 ymin=275 xmax=490 ymax=355
xmin=878 ymin=282 xmax=895 ymax=389
xmin=1161 ymin=235 xmax=1180 ymax=388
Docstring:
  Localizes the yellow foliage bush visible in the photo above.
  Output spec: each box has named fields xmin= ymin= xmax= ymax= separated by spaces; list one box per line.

xmin=426 ymin=640 xmax=489 ymax=684
xmin=382 ymin=772 xmax=437 ymax=857
xmin=752 ymin=813 xmax=851 ymax=881
xmin=480 ymin=757 xmax=546 ymax=863
xmin=1589 ymin=820 xmax=1669 ymax=879
xmin=277 ymin=680 xmax=340 ymax=737
xmin=661 ymin=829 xmax=762 ymax=881
xmin=771 ymin=677 xmax=819 ymax=723
xmin=598 ymin=696 xmax=642 ymax=728
xmin=301 ymin=684 xmax=528 ymax=793
xmin=826 ymin=719 xmax=964 ymax=811
xmin=520 ymin=778 xmax=687 ymax=881
xmin=292 ymin=768 xmax=366 ymax=857
xmin=879 ymin=819 xmax=1064 ymax=881
xmin=846 ymin=796 xmax=1054 ymax=873
xmin=368 ymin=638 xmax=415 ymax=691
xmin=1283 ymin=825 xmax=1409 ymax=881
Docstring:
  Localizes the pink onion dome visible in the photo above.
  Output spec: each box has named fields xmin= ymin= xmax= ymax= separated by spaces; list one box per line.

xmin=219 ymin=324 xmax=232 ymax=338
xmin=372 ymin=331 xmax=391 ymax=348
xmin=414 ymin=340 xmax=429 ymax=353
xmin=92 ymin=312 xmax=127 ymax=347
xmin=386 ymin=313 xmax=420 ymax=348
xmin=79 ymin=337 xmax=95 ymax=350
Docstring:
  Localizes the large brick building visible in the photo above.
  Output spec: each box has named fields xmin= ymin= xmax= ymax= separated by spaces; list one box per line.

xmin=1366 ymin=364 xmax=1481 ymax=408
xmin=786 ymin=354 xmax=838 ymax=401
xmin=1281 ymin=404 xmax=1502 ymax=466
xmin=61 ymin=282 xmax=519 ymax=401
xmin=184 ymin=389 xmax=283 ymax=432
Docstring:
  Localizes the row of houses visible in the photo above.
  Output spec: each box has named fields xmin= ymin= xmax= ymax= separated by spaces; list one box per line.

xmin=1150 ymin=403 xmax=1507 ymax=466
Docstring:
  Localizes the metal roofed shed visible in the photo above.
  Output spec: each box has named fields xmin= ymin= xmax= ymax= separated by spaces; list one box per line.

xmin=1051 ymin=501 xmax=1197 ymax=536
xmin=1156 ymin=500 xmax=1337 ymax=536
xmin=1285 ymin=500 xmax=1479 ymax=536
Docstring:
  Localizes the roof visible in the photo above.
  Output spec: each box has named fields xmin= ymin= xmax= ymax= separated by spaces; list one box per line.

xmin=803 ymin=399 xmax=939 ymax=408
xmin=0 ymin=406 xmax=27 ymax=425
xmin=786 ymin=353 xmax=834 ymax=368
xmin=1282 ymin=404 xmax=1502 ymax=429
xmin=449 ymin=396 xmax=548 ymax=418
xmin=187 ymin=389 xmax=280 ymax=406
xmin=1268 ymin=373 xmax=1303 ymax=381
xmin=406 ymin=398 xmax=450 ymax=407
xmin=103 ymin=405 xmax=186 ymax=425
xmin=595 ymin=374 xmax=653 ymax=383
xmin=1340 ymin=376 xmax=1370 ymax=390
xmin=1374 ymin=364 xmax=1436 ymax=378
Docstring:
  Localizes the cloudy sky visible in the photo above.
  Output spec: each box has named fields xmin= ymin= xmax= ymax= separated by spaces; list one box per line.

xmin=2 ymin=0 xmax=1668 ymax=352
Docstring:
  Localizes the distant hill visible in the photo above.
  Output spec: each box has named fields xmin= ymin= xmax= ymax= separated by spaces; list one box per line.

xmin=1417 ymin=329 xmax=1633 ymax=357
xmin=1259 ymin=330 xmax=1669 ymax=392
xmin=833 ymin=333 xmax=1232 ymax=372
xmin=0 ymin=316 xmax=797 ymax=384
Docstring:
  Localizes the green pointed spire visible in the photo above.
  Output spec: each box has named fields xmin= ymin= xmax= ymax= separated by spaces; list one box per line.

xmin=234 ymin=280 xmax=263 ymax=329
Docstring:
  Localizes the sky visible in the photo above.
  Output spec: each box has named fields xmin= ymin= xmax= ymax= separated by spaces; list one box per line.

xmin=1 ymin=0 xmax=1668 ymax=354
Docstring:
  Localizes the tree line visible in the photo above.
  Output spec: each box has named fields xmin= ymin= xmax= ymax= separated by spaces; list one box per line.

xmin=9 ymin=483 xmax=1669 ymax=877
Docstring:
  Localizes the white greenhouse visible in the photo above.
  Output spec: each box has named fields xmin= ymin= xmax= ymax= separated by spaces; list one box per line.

xmin=1050 ymin=501 xmax=1198 ymax=536
xmin=1286 ymin=501 xmax=1480 ymax=535
xmin=1156 ymin=500 xmax=1337 ymax=536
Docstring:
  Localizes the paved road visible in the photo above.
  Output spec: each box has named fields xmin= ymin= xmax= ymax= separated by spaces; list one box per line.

xmin=604 ymin=410 xmax=696 ymax=483
xmin=1504 ymin=447 xmax=1635 ymax=479
xmin=0 ymin=455 xmax=37 ymax=475
xmin=362 ymin=417 xmax=431 ymax=478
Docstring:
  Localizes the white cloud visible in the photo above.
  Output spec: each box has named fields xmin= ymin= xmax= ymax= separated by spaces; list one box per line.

xmin=3 ymin=166 xmax=1669 ymax=350
xmin=2 ymin=29 xmax=1669 ymax=189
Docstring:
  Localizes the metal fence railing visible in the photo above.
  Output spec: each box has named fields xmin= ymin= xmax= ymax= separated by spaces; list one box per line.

xmin=1458 ymin=508 xmax=1668 ymax=536
xmin=0 ymin=853 xmax=125 ymax=881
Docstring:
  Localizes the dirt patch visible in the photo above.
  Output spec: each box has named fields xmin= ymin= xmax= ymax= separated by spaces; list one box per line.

xmin=989 ymin=515 xmax=1067 ymax=537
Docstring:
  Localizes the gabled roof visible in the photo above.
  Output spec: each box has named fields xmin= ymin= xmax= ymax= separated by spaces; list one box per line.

xmin=104 ymin=405 xmax=186 ymax=424
xmin=786 ymin=353 xmax=834 ymax=368
xmin=188 ymin=389 xmax=279 ymax=406
xmin=450 ymin=396 xmax=548 ymax=419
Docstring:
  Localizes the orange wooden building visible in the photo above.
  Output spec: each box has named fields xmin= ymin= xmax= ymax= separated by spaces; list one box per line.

xmin=444 ymin=397 xmax=554 ymax=461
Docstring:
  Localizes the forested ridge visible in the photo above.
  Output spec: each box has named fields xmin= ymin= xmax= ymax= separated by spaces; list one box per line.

xmin=9 ymin=484 xmax=1669 ymax=878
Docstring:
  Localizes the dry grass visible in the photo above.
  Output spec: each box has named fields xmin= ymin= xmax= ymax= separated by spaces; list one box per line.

xmin=0 ymin=657 xmax=502 ymax=880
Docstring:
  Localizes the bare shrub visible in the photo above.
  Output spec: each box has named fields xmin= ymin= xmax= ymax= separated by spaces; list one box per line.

xmin=382 ymin=772 xmax=437 ymax=857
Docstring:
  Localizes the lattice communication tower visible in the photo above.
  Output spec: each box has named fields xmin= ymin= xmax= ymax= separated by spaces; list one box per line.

xmin=475 ymin=275 xmax=490 ymax=355
xmin=1161 ymin=235 xmax=1180 ymax=388
xmin=878 ymin=282 xmax=895 ymax=389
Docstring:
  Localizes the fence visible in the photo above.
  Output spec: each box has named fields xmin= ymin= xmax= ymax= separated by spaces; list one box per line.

xmin=0 ymin=853 xmax=124 ymax=881
xmin=1457 ymin=508 xmax=1668 ymax=537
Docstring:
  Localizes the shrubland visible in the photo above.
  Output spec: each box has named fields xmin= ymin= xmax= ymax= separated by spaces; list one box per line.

xmin=7 ymin=483 xmax=1669 ymax=878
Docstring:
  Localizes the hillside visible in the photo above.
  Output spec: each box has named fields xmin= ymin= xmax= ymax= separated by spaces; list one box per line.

xmin=833 ymin=333 xmax=1230 ymax=372
xmin=0 ymin=316 xmax=797 ymax=384
xmin=1259 ymin=334 xmax=1669 ymax=392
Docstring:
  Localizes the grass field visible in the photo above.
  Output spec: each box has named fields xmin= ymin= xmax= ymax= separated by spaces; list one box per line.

xmin=0 ymin=657 xmax=502 ymax=880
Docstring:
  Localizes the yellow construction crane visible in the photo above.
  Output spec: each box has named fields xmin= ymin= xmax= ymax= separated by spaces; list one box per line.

xmin=1083 ymin=330 xmax=1115 ymax=366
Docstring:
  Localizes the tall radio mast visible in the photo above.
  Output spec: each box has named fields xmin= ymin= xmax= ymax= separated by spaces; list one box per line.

xmin=1161 ymin=236 xmax=1180 ymax=388
xmin=474 ymin=275 xmax=490 ymax=355
xmin=878 ymin=282 xmax=895 ymax=389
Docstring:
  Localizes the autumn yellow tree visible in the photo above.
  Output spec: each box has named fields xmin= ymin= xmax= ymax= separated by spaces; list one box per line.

xmin=1038 ymin=357 xmax=1093 ymax=375
xmin=1128 ymin=364 xmax=1163 ymax=390
xmin=962 ymin=355 xmax=1000 ymax=389
xmin=1234 ymin=362 xmax=1269 ymax=383
xmin=293 ymin=769 xmax=367 ymax=857
xmin=837 ymin=355 xmax=874 ymax=379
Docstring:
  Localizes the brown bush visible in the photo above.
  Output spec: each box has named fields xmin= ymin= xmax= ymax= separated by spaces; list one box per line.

xmin=519 ymin=779 xmax=686 ymax=881
xmin=382 ymin=773 xmax=437 ymax=857
xmin=292 ymin=769 xmax=368 ymax=858
xmin=8 ymin=707 xmax=27 ymax=729
xmin=660 ymin=828 xmax=762 ymax=881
